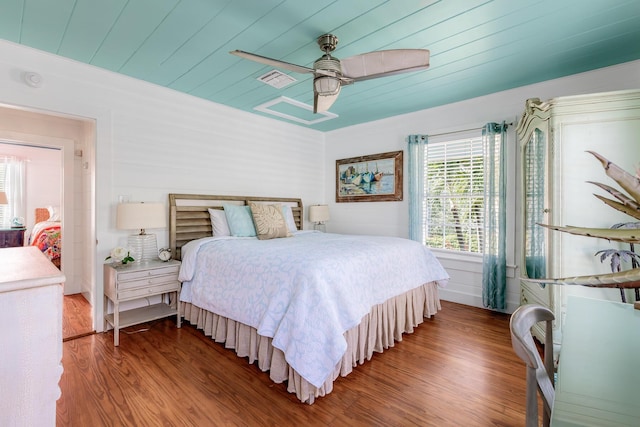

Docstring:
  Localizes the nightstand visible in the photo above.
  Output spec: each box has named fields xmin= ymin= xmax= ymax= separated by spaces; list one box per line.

xmin=0 ymin=228 xmax=26 ymax=248
xmin=103 ymin=259 xmax=181 ymax=346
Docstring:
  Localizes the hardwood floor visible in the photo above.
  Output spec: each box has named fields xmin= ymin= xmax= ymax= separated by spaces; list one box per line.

xmin=62 ymin=293 xmax=94 ymax=341
xmin=57 ymin=301 xmax=530 ymax=426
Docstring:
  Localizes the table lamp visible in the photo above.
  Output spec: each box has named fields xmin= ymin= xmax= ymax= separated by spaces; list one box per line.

xmin=116 ymin=202 xmax=166 ymax=262
xmin=309 ymin=205 xmax=330 ymax=232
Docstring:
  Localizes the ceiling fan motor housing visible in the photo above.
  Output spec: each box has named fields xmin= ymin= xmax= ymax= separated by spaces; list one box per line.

xmin=313 ymin=55 xmax=342 ymax=74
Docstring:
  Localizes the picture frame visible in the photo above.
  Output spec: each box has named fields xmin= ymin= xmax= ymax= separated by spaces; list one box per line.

xmin=336 ymin=150 xmax=403 ymax=203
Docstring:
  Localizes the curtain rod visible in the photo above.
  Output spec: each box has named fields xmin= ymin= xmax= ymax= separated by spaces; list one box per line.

xmin=420 ymin=122 xmax=514 ymax=139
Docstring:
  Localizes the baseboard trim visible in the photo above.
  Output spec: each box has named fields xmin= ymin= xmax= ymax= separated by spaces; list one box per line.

xmin=439 ymin=288 xmax=519 ymax=314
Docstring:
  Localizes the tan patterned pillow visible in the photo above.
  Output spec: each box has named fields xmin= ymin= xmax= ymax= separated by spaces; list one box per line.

xmin=249 ymin=202 xmax=292 ymax=240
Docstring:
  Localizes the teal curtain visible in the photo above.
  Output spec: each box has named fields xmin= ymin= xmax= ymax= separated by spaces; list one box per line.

xmin=482 ymin=123 xmax=508 ymax=310
xmin=407 ymin=135 xmax=427 ymax=242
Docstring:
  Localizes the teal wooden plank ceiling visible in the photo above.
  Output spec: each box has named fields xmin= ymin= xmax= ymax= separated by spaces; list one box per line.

xmin=2 ymin=0 xmax=639 ymax=131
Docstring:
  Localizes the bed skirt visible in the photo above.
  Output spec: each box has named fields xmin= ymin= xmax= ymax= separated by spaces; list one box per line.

xmin=180 ymin=281 xmax=441 ymax=404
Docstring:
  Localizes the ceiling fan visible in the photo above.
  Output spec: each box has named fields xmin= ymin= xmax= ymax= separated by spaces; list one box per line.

xmin=230 ymin=34 xmax=430 ymax=113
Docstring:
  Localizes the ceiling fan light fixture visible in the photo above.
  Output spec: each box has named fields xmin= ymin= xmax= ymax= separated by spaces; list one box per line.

xmin=314 ymin=76 xmax=341 ymax=96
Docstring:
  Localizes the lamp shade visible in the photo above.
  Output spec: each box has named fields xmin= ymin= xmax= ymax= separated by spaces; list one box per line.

xmin=0 ymin=191 xmax=8 ymax=205
xmin=116 ymin=202 xmax=166 ymax=233
xmin=309 ymin=205 xmax=330 ymax=223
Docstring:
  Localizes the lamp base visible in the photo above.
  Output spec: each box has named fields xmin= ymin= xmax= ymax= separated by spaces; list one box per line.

xmin=127 ymin=234 xmax=158 ymax=262
xmin=313 ymin=223 xmax=326 ymax=233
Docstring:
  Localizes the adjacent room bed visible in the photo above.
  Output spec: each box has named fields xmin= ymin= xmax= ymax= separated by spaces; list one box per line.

xmin=30 ymin=207 xmax=61 ymax=269
xmin=170 ymin=194 xmax=449 ymax=404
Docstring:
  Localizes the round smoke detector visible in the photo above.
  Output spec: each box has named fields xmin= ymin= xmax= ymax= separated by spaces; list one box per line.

xmin=23 ymin=71 xmax=43 ymax=88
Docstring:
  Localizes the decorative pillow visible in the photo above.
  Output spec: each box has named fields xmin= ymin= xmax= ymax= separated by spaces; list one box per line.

xmin=282 ymin=205 xmax=298 ymax=233
xmin=223 ymin=204 xmax=257 ymax=237
xmin=208 ymin=208 xmax=231 ymax=237
xmin=249 ymin=202 xmax=291 ymax=240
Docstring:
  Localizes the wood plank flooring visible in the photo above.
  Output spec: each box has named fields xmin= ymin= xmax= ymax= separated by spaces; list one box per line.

xmin=62 ymin=293 xmax=94 ymax=341
xmin=56 ymin=301 xmax=530 ymax=426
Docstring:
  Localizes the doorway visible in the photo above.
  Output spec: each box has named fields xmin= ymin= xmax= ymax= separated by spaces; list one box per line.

xmin=0 ymin=105 xmax=95 ymax=337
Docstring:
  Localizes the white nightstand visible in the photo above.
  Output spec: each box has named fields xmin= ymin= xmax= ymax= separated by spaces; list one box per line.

xmin=103 ymin=259 xmax=181 ymax=346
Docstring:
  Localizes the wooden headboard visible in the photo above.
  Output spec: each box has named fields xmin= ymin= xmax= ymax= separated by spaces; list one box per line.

xmin=168 ymin=194 xmax=304 ymax=260
xmin=35 ymin=208 xmax=50 ymax=223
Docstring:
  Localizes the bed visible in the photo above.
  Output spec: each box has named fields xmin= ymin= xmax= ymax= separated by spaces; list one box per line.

xmin=170 ymin=194 xmax=449 ymax=404
xmin=30 ymin=207 xmax=61 ymax=269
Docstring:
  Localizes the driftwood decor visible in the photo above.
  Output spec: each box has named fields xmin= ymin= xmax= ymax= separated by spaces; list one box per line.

xmin=335 ymin=150 xmax=403 ymax=203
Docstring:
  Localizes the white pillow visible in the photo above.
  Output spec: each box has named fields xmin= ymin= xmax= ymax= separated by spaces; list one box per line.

xmin=282 ymin=205 xmax=298 ymax=233
xmin=47 ymin=206 xmax=61 ymax=221
xmin=208 ymin=208 xmax=231 ymax=237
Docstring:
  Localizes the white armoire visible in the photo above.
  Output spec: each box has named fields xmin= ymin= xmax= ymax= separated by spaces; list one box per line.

xmin=516 ymin=89 xmax=640 ymax=349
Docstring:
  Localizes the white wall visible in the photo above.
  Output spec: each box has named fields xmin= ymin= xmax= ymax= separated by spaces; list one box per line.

xmin=325 ymin=60 xmax=640 ymax=312
xmin=0 ymin=40 xmax=326 ymax=330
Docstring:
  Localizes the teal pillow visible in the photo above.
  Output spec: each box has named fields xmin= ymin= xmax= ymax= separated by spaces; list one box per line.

xmin=223 ymin=204 xmax=257 ymax=237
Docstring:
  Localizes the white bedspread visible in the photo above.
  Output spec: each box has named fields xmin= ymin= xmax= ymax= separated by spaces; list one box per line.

xmin=179 ymin=231 xmax=448 ymax=388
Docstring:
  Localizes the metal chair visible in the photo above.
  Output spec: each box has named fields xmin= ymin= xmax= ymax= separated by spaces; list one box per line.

xmin=510 ymin=304 xmax=555 ymax=427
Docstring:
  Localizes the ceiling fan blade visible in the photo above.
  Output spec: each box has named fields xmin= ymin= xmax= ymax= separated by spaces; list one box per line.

xmin=314 ymin=87 xmax=341 ymax=113
xmin=230 ymin=50 xmax=314 ymax=75
xmin=340 ymin=49 xmax=430 ymax=82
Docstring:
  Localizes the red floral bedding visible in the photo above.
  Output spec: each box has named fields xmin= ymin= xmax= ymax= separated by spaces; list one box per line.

xmin=31 ymin=221 xmax=61 ymax=267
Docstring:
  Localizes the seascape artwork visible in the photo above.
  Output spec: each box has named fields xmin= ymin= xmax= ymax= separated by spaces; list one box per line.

xmin=336 ymin=151 xmax=403 ymax=202
xmin=338 ymin=158 xmax=396 ymax=196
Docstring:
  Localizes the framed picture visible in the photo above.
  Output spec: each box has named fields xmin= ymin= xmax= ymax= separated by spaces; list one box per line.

xmin=336 ymin=150 xmax=403 ymax=203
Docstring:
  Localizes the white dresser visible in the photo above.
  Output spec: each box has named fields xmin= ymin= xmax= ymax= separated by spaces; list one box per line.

xmin=0 ymin=247 xmax=66 ymax=427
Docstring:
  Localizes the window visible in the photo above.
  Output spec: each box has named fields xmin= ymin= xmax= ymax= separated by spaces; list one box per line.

xmin=0 ymin=155 xmax=26 ymax=228
xmin=0 ymin=162 xmax=6 ymax=226
xmin=422 ymin=136 xmax=484 ymax=253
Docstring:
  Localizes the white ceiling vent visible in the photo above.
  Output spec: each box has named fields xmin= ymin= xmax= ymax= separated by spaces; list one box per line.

xmin=257 ymin=70 xmax=296 ymax=89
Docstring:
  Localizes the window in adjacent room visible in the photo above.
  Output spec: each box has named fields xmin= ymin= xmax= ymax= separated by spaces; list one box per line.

xmin=0 ymin=154 xmax=26 ymax=229
xmin=0 ymin=161 xmax=7 ymax=226
xmin=422 ymin=134 xmax=484 ymax=254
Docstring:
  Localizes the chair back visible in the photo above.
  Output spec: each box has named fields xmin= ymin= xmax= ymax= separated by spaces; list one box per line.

xmin=510 ymin=304 xmax=555 ymax=427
